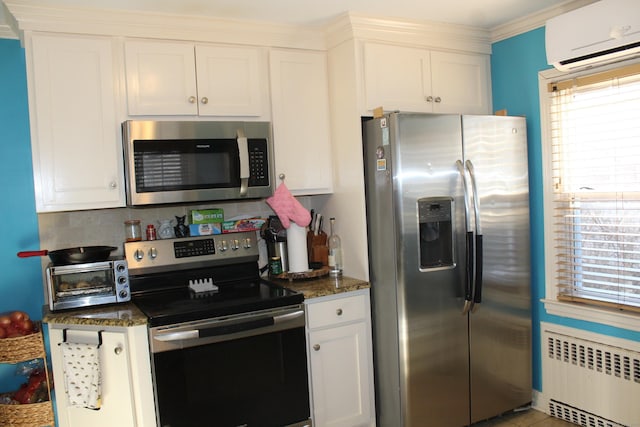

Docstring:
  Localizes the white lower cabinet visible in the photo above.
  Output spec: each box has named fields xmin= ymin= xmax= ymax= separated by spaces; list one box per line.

xmin=47 ymin=324 xmax=156 ymax=427
xmin=305 ymin=289 xmax=376 ymax=427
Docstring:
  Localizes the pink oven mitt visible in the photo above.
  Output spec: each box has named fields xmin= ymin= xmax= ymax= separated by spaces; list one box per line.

xmin=266 ymin=182 xmax=311 ymax=228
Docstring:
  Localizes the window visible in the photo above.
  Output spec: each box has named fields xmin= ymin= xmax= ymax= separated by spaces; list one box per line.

xmin=544 ymin=63 xmax=640 ymax=313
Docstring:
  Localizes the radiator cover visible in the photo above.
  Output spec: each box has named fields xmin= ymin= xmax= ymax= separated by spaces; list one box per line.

xmin=541 ymin=323 xmax=640 ymax=427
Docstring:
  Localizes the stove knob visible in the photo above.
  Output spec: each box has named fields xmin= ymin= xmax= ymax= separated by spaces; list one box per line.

xmin=243 ymin=238 xmax=252 ymax=249
xmin=219 ymin=240 xmax=228 ymax=252
xmin=119 ymin=289 xmax=128 ymax=298
xmin=148 ymin=247 xmax=158 ymax=259
xmin=231 ymin=239 xmax=240 ymax=250
xmin=134 ymin=249 xmax=144 ymax=261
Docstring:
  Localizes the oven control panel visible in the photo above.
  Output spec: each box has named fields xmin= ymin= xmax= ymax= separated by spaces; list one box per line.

xmin=124 ymin=231 xmax=258 ymax=272
xmin=174 ymin=239 xmax=217 ymax=258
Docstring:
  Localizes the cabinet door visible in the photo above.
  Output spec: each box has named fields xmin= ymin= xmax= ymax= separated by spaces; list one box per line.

xmin=269 ymin=49 xmax=333 ymax=195
xmin=363 ymin=42 xmax=432 ymax=113
xmin=308 ymin=321 xmax=374 ymax=427
xmin=124 ymin=40 xmax=198 ymax=115
xmin=28 ymin=33 xmax=125 ymax=212
xmin=430 ymin=51 xmax=491 ymax=114
xmin=195 ymin=45 xmax=264 ymax=116
xmin=49 ymin=329 xmax=137 ymax=427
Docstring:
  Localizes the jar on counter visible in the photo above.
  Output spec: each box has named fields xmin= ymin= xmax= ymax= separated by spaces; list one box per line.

xmin=146 ymin=224 xmax=157 ymax=241
xmin=269 ymin=256 xmax=283 ymax=275
xmin=124 ymin=220 xmax=142 ymax=242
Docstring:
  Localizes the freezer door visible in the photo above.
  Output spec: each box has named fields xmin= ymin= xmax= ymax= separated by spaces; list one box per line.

xmin=365 ymin=113 xmax=471 ymax=427
xmin=462 ymin=115 xmax=532 ymax=423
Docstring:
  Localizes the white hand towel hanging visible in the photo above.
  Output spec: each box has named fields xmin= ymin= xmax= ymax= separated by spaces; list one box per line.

xmin=60 ymin=342 xmax=102 ymax=409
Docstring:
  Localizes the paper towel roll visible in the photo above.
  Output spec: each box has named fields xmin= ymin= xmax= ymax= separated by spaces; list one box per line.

xmin=286 ymin=222 xmax=309 ymax=273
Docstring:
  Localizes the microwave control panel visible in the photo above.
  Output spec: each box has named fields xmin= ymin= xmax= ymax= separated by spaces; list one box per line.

xmin=248 ymin=139 xmax=270 ymax=186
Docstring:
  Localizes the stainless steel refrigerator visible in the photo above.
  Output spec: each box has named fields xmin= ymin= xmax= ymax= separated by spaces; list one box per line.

xmin=362 ymin=112 xmax=531 ymax=427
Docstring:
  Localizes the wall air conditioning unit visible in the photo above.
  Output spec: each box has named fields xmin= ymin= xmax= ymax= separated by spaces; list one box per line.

xmin=546 ymin=0 xmax=640 ymax=72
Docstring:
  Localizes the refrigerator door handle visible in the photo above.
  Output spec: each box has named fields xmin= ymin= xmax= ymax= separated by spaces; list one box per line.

xmin=457 ymin=160 xmax=474 ymax=315
xmin=465 ymin=160 xmax=484 ymax=310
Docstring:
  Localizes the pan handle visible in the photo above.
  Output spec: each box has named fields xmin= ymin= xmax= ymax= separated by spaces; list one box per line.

xmin=17 ymin=250 xmax=48 ymax=258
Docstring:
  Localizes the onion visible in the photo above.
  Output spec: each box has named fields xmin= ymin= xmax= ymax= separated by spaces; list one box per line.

xmin=9 ymin=311 xmax=28 ymax=323
xmin=0 ymin=316 xmax=10 ymax=328
xmin=17 ymin=319 xmax=34 ymax=333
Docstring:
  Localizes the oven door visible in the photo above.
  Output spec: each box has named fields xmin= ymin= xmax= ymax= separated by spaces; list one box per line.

xmin=149 ymin=305 xmax=311 ymax=427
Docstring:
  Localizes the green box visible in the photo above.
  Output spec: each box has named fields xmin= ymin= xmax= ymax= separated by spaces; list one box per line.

xmin=190 ymin=209 xmax=224 ymax=224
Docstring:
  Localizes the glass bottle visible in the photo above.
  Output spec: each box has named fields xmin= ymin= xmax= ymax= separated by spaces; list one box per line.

xmin=124 ymin=220 xmax=142 ymax=242
xmin=328 ymin=217 xmax=343 ymax=277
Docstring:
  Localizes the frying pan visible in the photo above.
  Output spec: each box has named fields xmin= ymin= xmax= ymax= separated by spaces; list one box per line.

xmin=17 ymin=246 xmax=117 ymax=265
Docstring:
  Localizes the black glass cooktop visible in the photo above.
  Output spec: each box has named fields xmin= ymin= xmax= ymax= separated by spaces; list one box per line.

xmin=133 ymin=278 xmax=303 ymax=327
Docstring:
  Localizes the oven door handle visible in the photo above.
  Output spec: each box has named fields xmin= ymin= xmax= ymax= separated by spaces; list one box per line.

xmin=153 ymin=310 xmax=305 ymax=343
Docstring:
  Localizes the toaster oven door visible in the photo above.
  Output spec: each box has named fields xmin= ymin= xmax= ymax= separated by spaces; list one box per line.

xmin=47 ymin=261 xmax=129 ymax=311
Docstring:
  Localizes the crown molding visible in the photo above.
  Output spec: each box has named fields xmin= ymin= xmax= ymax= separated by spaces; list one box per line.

xmin=4 ymin=1 xmax=594 ymax=49
xmin=490 ymin=0 xmax=597 ymax=42
xmin=3 ymin=2 xmax=327 ymax=50
xmin=326 ymin=12 xmax=491 ymax=55
xmin=0 ymin=25 xmax=17 ymax=39
xmin=0 ymin=2 xmax=18 ymax=39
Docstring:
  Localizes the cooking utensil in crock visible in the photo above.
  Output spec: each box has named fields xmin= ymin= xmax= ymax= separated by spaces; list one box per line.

xmin=17 ymin=246 xmax=117 ymax=265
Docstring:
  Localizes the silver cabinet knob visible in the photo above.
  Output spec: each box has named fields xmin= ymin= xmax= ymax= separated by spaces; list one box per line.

xmin=426 ymin=96 xmax=434 ymax=102
xmin=336 ymin=308 xmax=343 ymax=316
xmin=201 ymin=97 xmax=209 ymax=105
xmin=434 ymin=96 xmax=442 ymax=103
xmin=313 ymin=344 xmax=320 ymax=351
xmin=109 ymin=181 xmax=117 ymax=189
xmin=188 ymin=96 xmax=196 ymax=104
xmin=114 ymin=346 xmax=123 ymax=355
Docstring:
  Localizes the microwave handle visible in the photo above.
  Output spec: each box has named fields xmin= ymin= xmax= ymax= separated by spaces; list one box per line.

xmin=236 ymin=129 xmax=249 ymax=197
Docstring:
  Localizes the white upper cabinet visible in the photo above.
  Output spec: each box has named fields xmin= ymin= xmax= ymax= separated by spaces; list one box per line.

xmin=124 ymin=40 xmax=266 ymax=117
xmin=363 ymin=42 xmax=491 ymax=115
xmin=269 ymin=49 xmax=333 ymax=195
xmin=27 ymin=32 xmax=125 ymax=212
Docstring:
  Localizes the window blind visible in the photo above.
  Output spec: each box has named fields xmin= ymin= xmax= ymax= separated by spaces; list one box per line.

xmin=548 ymin=68 xmax=640 ymax=312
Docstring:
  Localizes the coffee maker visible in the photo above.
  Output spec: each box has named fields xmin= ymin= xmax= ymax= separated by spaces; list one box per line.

xmin=262 ymin=216 xmax=288 ymax=272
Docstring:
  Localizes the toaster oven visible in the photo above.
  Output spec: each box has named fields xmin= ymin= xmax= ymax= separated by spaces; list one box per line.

xmin=46 ymin=260 xmax=130 ymax=311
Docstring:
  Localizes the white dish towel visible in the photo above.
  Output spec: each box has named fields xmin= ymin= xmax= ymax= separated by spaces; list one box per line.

xmin=60 ymin=342 xmax=102 ymax=409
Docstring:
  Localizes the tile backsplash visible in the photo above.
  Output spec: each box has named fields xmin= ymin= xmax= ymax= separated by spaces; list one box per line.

xmin=37 ymin=199 xmax=282 ymax=258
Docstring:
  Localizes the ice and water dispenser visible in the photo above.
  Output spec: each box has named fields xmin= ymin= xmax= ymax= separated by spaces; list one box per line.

xmin=418 ymin=197 xmax=454 ymax=269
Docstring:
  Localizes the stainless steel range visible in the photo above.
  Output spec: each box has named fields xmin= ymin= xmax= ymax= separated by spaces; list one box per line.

xmin=124 ymin=231 xmax=311 ymax=427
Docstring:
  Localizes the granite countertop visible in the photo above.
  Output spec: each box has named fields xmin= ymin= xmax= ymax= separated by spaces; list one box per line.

xmin=42 ymin=302 xmax=148 ymax=327
xmin=271 ymin=274 xmax=370 ymax=299
xmin=41 ymin=275 xmax=370 ymax=327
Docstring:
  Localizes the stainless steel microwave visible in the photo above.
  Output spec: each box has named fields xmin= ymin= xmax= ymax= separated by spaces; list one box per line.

xmin=122 ymin=120 xmax=275 ymax=206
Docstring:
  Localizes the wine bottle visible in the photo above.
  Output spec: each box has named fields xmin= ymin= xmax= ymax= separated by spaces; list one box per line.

xmin=328 ymin=217 xmax=343 ymax=277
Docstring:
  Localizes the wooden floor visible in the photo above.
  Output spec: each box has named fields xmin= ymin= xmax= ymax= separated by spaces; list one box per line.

xmin=474 ymin=408 xmax=576 ymax=426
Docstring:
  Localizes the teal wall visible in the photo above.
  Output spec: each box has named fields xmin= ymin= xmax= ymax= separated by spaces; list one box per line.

xmin=491 ymin=27 xmax=640 ymax=392
xmin=0 ymin=38 xmax=43 ymax=392
xmin=0 ymin=39 xmax=42 ymax=319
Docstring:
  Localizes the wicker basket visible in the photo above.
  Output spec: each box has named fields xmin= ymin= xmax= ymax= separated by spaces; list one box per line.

xmin=0 ymin=401 xmax=54 ymax=427
xmin=0 ymin=323 xmax=55 ymax=426
xmin=0 ymin=326 xmax=46 ymax=364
